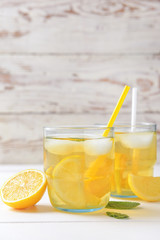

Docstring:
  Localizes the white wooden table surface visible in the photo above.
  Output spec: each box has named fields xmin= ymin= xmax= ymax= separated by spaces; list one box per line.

xmin=0 ymin=164 xmax=160 ymax=240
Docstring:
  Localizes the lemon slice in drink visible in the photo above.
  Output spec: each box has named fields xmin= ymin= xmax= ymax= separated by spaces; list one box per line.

xmin=84 ymin=155 xmax=113 ymax=198
xmin=128 ymin=174 xmax=160 ymax=202
xmin=52 ymin=155 xmax=87 ymax=208
xmin=1 ymin=169 xmax=47 ymax=209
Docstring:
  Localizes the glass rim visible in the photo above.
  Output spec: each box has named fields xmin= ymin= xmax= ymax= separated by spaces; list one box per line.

xmin=97 ymin=122 xmax=156 ymax=128
xmin=113 ymin=122 xmax=156 ymax=128
xmin=43 ymin=125 xmax=114 ymax=131
xmin=96 ymin=122 xmax=156 ymax=132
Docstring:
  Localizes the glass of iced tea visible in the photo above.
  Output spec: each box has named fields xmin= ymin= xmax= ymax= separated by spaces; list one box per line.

xmin=44 ymin=126 xmax=114 ymax=213
xmin=111 ymin=123 xmax=157 ymax=198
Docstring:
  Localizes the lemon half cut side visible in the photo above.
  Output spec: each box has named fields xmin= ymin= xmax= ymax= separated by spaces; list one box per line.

xmin=1 ymin=169 xmax=47 ymax=209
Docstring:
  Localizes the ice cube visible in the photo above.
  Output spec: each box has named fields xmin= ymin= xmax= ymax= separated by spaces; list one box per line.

xmin=117 ymin=132 xmax=154 ymax=149
xmin=84 ymin=138 xmax=113 ymax=156
xmin=45 ymin=139 xmax=84 ymax=155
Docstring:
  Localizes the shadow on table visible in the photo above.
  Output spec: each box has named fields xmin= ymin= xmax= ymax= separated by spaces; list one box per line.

xmin=10 ymin=204 xmax=55 ymax=213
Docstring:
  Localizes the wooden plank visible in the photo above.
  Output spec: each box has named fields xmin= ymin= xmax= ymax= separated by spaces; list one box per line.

xmin=0 ymin=113 xmax=159 ymax=164
xmin=0 ymin=55 xmax=159 ymax=114
xmin=0 ymin=0 xmax=159 ymax=54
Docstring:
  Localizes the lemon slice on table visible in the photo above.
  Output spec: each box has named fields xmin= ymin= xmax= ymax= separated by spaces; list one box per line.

xmin=52 ymin=155 xmax=86 ymax=208
xmin=128 ymin=174 xmax=160 ymax=202
xmin=1 ymin=169 xmax=47 ymax=209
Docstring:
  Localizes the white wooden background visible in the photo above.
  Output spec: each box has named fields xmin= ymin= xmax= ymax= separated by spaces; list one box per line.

xmin=0 ymin=0 xmax=160 ymax=164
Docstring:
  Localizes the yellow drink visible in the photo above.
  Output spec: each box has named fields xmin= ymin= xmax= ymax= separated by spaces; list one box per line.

xmin=111 ymin=124 xmax=157 ymax=197
xmin=44 ymin=127 xmax=114 ymax=212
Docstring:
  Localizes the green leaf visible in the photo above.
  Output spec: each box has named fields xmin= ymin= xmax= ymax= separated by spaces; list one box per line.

xmin=106 ymin=212 xmax=129 ymax=219
xmin=106 ymin=201 xmax=140 ymax=209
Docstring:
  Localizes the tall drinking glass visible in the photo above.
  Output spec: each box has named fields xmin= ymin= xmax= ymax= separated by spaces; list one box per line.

xmin=111 ymin=123 xmax=157 ymax=198
xmin=44 ymin=126 xmax=114 ymax=213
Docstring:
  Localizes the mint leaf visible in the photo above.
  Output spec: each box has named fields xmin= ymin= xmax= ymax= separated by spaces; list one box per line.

xmin=106 ymin=201 xmax=140 ymax=209
xmin=106 ymin=212 xmax=129 ymax=219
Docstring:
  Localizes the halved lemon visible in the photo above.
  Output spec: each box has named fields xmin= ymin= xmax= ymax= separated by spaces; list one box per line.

xmin=1 ymin=169 xmax=47 ymax=209
xmin=128 ymin=174 xmax=160 ymax=202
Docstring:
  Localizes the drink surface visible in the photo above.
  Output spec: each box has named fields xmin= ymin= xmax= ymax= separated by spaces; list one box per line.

xmin=112 ymin=131 xmax=157 ymax=197
xmin=44 ymin=135 xmax=114 ymax=211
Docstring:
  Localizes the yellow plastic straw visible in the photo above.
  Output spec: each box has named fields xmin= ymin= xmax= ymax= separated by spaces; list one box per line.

xmin=103 ymin=85 xmax=130 ymax=137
